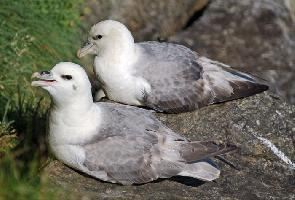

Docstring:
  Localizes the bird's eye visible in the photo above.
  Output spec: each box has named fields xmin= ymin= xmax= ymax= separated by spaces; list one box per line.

xmin=61 ymin=75 xmax=72 ymax=80
xmin=93 ymin=35 xmax=102 ymax=40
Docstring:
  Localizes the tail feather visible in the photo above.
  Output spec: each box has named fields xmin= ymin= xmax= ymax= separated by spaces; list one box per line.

xmin=180 ymin=141 xmax=237 ymax=163
xmin=178 ymin=141 xmax=237 ymax=181
xmin=178 ymin=161 xmax=220 ymax=181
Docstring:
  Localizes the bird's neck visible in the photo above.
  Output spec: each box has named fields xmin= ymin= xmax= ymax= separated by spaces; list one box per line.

xmin=48 ymin=94 xmax=101 ymax=147
xmin=50 ymin=91 xmax=95 ymax=119
xmin=98 ymin=39 xmax=138 ymax=69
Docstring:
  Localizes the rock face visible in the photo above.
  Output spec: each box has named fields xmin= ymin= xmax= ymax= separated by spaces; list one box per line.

xmin=45 ymin=92 xmax=295 ymax=200
xmin=170 ymin=0 xmax=295 ymax=104
xmin=82 ymin=0 xmax=209 ymax=40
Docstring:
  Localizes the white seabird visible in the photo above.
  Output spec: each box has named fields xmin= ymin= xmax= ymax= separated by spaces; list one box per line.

xmin=32 ymin=62 xmax=236 ymax=185
xmin=77 ymin=20 xmax=268 ymax=113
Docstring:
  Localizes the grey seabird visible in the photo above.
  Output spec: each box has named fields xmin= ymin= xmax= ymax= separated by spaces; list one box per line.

xmin=77 ymin=20 xmax=268 ymax=113
xmin=32 ymin=62 xmax=236 ymax=185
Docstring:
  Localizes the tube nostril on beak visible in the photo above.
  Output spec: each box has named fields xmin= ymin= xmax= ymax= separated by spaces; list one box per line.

xmin=40 ymin=71 xmax=51 ymax=75
xmin=83 ymin=41 xmax=91 ymax=47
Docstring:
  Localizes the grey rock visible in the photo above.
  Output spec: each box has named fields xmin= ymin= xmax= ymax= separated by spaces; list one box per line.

xmin=170 ymin=0 xmax=295 ymax=104
xmin=285 ymin=0 xmax=295 ymax=22
xmin=45 ymin=92 xmax=295 ymax=199
xmin=81 ymin=0 xmax=209 ymax=40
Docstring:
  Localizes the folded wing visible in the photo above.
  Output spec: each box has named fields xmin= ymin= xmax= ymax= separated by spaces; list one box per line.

xmin=136 ymin=42 xmax=268 ymax=113
xmin=81 ymin=103 xmax=237 ymax=185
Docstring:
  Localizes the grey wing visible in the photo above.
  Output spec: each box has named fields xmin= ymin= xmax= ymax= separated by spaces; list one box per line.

xmin=82 ymin=103 xmax=237 ymax=184
xmin=82 ymin=103 xmax=185 ymax=185
xmin=91 ymin=102 xmax=186 ymax=141
xmin=83 ymin=133 xmax=159 ymax=185
xmin=136 ymin=42 xmax=204 ymax=113
xmin=135 ymin=42 xmax=268 ymax=113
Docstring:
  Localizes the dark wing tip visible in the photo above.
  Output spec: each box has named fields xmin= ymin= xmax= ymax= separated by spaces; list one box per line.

xmin=220 ymin=143 xmax=238 ymax=154
xmin=213 ymin=81 xmax=269 ymax=104
xmin=256 ymin=83 xmax=269 ymax=92
xmin=180 ymin=141 xmax=238 ymax=163
xmin=208 ymin=141 xmax=238 ymax=155
xmin=231 ymin=81 xmax=269 ymax=98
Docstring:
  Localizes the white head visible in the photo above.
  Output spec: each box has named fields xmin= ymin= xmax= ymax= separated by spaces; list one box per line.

xmin=31 ymin=62 xmax=93 ymax=107
xmin=77 ymin=20 xmax=135 ymax=58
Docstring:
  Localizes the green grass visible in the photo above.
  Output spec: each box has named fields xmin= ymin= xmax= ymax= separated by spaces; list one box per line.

xmin=0 ymin=153 xmax=61 ymax=200
xmin=0 ymin=0 xmax=83 ymax=199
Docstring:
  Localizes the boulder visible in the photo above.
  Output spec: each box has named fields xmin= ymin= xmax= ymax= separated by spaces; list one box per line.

xmin=81 ymin=0 xmax=209 ymax=40
xmin=169 ymin=0 xmax=295 ymax=104
xmin=45 ymin=92 xmax=295 ymax=199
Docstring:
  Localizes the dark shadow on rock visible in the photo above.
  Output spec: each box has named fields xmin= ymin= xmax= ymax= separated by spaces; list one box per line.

xmin=169 ymin=176 xmax=206 ymax=187
xmin=134 ymin=176 xmax=205 ymax=187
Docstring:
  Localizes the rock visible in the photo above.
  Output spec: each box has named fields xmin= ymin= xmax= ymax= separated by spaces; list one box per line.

xmin=45 ymin=92 xmax=295 ymax=199
xmin=81 ymin=0 xmax=209 ymax=40
xmin=170 ymin=0 xmax=295 ymax=104
xmin=285 ymin=0 xmax=295 ymax=22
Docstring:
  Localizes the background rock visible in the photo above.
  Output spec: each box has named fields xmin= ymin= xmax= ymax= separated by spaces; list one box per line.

xmin=81 ymin=0 xmax=209 ymax=41
xmin=170 ymin=0 xmax=295 ymax=104
xmin=45 ymin=92 xmax=295 ymax=199
xmin=285 ymin=0 xmax=295 ymax=22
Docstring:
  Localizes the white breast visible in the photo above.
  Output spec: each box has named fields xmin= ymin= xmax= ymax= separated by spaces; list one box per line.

xmin=49 ymin=105 xmax=101 ymax=145
xmin=48 ymin=105 xmax=101 ymax=169
xmin=94 ymin=56 xmax=150 ymax=105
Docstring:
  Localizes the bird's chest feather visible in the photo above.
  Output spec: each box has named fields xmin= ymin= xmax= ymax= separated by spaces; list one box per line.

xmin=48 ymin=110 xmax=101 ymax=146
xmin=47 ymin=107 xmax=104 ymax=170
xmin=94 ymin=57 xmax=148 ymax=105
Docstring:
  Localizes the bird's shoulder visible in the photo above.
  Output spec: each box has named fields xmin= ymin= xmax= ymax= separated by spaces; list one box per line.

xmin=82 ymin=102 xmax=162 ymax=142
xmin=137 ymin=41 xmax=198 ymax=60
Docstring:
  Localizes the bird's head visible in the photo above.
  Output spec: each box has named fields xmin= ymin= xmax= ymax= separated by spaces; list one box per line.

xmin=31 ymin=62 xmax=92 ymax=105
xmin=77 ymin=20 xmax=134 ymax=58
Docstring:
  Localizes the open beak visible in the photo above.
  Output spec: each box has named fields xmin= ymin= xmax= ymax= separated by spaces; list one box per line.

xmin=31 ymin=71 xmax=56 ymax=87
xmin=77 ymin=40 xmax=95 ymax=58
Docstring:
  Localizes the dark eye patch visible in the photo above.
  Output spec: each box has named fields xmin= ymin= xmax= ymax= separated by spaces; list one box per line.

xmin=93 ymin=35 xmax=102 ymax=40
xmin=61 ymin=75 xmax=72 ymax=80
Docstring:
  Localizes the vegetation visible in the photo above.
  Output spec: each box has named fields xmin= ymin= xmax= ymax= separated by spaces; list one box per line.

xmin=0 ymin=0 xmax=83 ymax=199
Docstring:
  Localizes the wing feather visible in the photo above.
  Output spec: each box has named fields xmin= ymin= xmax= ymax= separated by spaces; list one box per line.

xmin=135 ymin=42 xmax=268 ymax=113
xmin=81 ymin=102 xmax=185 ymax=184
xmin=81 ymin=103 xmax=236 ymax=184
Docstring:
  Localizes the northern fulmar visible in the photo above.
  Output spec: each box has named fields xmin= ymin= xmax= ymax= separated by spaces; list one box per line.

xmin=32 ymin=62 xmax=236 ymax=185
xmin=77 ymin=20 xmax=268 ymax=113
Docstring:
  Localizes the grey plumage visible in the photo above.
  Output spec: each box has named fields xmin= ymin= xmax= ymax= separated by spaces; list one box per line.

xmin=81 ymin=102 xmax=235 ymax=185
xmin=135 ymin=42 xmax=268 ymax=113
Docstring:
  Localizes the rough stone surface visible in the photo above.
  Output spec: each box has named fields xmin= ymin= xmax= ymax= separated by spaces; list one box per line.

xmin=45 ymin=92 xmax=295 ymax=199
xmin=170 ymin=0 xmax=295 ymax=104
xmin=285 ymin=0 xmax=295 ymax=22
xmin=81 ymin=0 xmax=209 ymax=41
